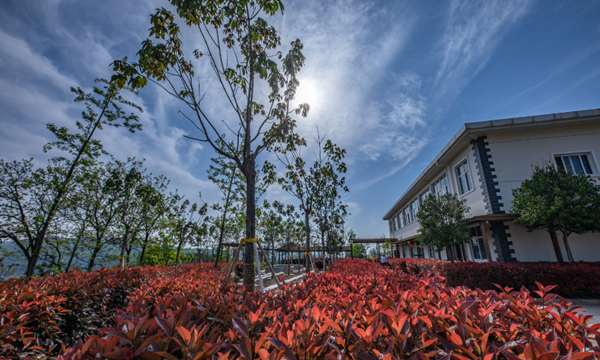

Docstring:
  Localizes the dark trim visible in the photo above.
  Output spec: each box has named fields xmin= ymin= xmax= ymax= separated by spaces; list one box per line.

xmin=489 ymin=221 xmax=516 ymax=262
xmin=471 ymin=137 xmax=504 ymax=214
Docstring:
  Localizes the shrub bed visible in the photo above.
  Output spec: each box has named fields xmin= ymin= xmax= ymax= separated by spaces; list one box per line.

xmin=383 ymin=258 xmax=600 ymax=299
xmin=5 ymin=259 xmax=600 ymax=360
xmin=0 ymin=262 xmax=225 ymax=359
xmin=55 ymin=259 xmax=600 ymax=360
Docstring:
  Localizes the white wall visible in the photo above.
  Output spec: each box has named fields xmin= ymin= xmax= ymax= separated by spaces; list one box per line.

xmin=487 ymin=123 xmax=600 ymax=261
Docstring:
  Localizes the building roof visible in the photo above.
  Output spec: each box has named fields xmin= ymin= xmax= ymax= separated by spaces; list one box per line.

xmin=383 ymin=108 xmax=600 ymax=220
xmin=350 ymin=238 xmax=399 ymax=244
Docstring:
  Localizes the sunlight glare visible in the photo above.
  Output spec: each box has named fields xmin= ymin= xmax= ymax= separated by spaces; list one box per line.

xmin=294 ymin=78 xmax=321 ymax=110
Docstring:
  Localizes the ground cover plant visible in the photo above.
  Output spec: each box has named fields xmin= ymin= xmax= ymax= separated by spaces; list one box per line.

xmin=0 ymin=262 xmax=226 ymax=359
xmin=383 ymin=258 xmax=600 ymax=299
xmin=3 ymin=259 xmax=600 ymax=360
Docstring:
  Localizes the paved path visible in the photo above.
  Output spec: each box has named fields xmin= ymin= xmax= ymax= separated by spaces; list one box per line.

xmin=575 ymin=302 xmax=600 ymax=325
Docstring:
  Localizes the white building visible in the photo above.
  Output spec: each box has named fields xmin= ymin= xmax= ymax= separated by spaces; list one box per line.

xmin=383 ymin=109 xmax=600 ymax=262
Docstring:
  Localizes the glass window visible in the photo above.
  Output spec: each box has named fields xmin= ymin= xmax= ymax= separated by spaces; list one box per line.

xmin=419 ymin=189 xmax=431 ymax=204
xmin=398 ymin=213 xmax=404 ymax=228
xmin=433 ymin=174 xmax=449 ymax=198
xmin=555 ymin=154 xmax=594 ymax=175
xmin=411 ymin=199 xmax=419 ymax=220
xmin=469 ymin=226 xmax=487 ymax=260
xmin=429 ymin=245 xmax=436 ymax=258
xmin=405 ymin=207 xmax=413 ymax=224
xmin=456 ymin=160 xmax=474 ymax=195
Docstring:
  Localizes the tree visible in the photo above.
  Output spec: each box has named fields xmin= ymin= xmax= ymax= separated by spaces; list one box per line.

xmin=352 ymin=243 xmax=367 ymax=259
xmin=112 ymin=0 xmax=309 ymax=291
xmin=416 ymin=193 xmax=470 ymax=261
xmin=167 ymin=192 xmax=208 ymax=265
xmin=136 ymin=175 xmax=169 ymax=265
xmin=272 ymin=132 xmax=348 ymax=272
xmin=0 ymin=80 xmax=141 ymax=277
xmin=511 ymin=165 xmax=600 ymax=263
xmin=311 ymin=132 xmax=349 ymax=269
xmin=259 ymin=200 xmax=285 ymax=265
xmin=84 ymin=161 xmax=123 ymax=271
xmin=207 ymin=140 xmax=240 ymax=269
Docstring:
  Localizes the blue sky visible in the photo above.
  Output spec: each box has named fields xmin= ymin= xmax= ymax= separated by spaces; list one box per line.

xmin=1 ymin=0 xmax=599 ymax=238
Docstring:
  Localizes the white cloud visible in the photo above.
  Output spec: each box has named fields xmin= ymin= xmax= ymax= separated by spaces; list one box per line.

xmin=0 ymin=30 xmax=77 ymax=92
xmin=433 ymin=0 xmax=534 ymax=103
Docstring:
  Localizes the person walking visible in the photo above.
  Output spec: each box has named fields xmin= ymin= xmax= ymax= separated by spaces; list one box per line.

xmin=381 ymin=255 xmax=390 ymax=267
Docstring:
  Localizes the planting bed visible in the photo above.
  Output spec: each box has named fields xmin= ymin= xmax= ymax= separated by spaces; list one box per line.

xmin=1 ymin=259 xmax=599 ymax=360
xmin=383 ymin=258 xmax=600 ymax=299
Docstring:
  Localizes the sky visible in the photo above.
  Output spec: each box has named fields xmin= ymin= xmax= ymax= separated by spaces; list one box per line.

xmin=1 ymin=0 xmax=599 ymax=239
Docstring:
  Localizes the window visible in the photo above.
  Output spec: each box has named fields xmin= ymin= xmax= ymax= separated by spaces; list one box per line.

xmin=456 ymin=160 xmax=474 ymax=195
xmin=555 ymin=153 xmax=594 ymax=175
xmin=433 ymin=174 xmax=449 ymax=197
xmin=389 ymin=221 xmax=393 ymax=233
xmin=411 ymin=199 xmax=419 ymax=220
xmin=469 ymin=226 xmax=487 ymax=260
xmin=429 ymin=245 xmax=436 ymax=259
xmin=404 ymin=207 xmax=412 ymax=224
xmin=419 ymin=189 xmax=432 ymax=204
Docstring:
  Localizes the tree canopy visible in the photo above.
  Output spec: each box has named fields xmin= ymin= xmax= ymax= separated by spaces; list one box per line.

xmin=511 ymin=164 xmax=600 ymax=263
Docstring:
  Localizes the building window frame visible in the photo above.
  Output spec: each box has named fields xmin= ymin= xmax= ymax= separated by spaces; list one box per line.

xmin=428 ymin=245 xmax=436 ymax=259
xmin=454 ymin=156 xmax=475 ymax=196
xmin=404 ymin=207 xmax=411 ymax=225
xmin=432 ymin=172 xmax=450 ymax=198
xmin=469 ymin=226 xmax=487 ymax=261
xmin=410 ymin=198 xmax=419 ymax=221
xmin=552 ymin=150 xmax=598 ymax=177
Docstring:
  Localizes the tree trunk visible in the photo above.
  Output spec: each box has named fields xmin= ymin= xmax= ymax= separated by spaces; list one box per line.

xmin=446 ymin=245 xmax=454 ymax=262
xmin=65 ymin=237 xmax=82 ymax=272
xmin=215 ymin=174 xmax=234 ymax=269
xmin=138 ymin=232 xmax=151 ymax=265
xmin=549 ymin=231 xmax=564 ymax=263
xmin=119 ymin=227 xmax=129 ymax=268
xmin=304 ymin=209 xmax=310 ymax=273
xmin=175 ymin=240 xmax=182 ymax=265
xmin=321 ymin=230 xmax=326 ymax=270
xmin=243 ymin=157 xmax=256 ymax=291
xmin=560 ymin=228 xmax=575 ymax=263
xmin=87 ymin=236 xmax=104 ymax=272
xmin=25 ymin=235 xmax=44 ymax=277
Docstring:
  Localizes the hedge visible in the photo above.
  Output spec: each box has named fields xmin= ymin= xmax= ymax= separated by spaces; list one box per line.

xmin=383 ymin=258 xmax=600 ymax=299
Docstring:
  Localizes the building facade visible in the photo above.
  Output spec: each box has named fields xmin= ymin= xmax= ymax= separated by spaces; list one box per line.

xmin=383 ymin=109 xmax=600 ymax=262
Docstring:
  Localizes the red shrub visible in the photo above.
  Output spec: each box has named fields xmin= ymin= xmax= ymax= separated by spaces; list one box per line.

xmin=384 ymin=258 xmax=600 ymax=299
xmin=56 ymin=259 xmax=600 ymax=360
xmin=0 ymin=262 xmax=227 ymax=359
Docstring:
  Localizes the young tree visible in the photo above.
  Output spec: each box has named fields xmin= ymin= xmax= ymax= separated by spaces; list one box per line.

xmin=272 ymin=132 xmax=348 ymax=272
xmin=167 ymin=192 xmax=208 ymax=265
xmin=311 ymin=133 xmax=349 ymax=269
xmin=511 ymin=165 xmax=600 ymax=263
xmin=136 ymin=175 xmax=169 ymax=265
xmin=207 ymin=141 xmax=239 ymax=269
xmin=0 ymin=80 xmax=141 ymax=277
xmin=259 ymin=200 xmax=285 ymax=264
xmin=352 ymin=243 xmax=368 ymax=259
xmin=85 ymin=161 xmax=123 ymax=271
xmin=112 ymin=0 xmax=309 ymax=290
xmin=416 ymin=193 xmax=470 ymax=262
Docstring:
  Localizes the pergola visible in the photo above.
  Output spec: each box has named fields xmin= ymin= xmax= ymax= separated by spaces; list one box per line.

xmin=349 ymin=238 xmax=399 ymax=258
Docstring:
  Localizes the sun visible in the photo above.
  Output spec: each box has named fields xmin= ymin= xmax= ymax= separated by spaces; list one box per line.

xmin=293 ymin=78 xmax=321 ymax=110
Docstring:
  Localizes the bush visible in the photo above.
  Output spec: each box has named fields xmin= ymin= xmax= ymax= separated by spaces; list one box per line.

xmin=59 ymin=259 xmax=600 ymax=360
xmin=443 ymin=261 xmax=600 ymax=299
xmin=386 ymin=258 xmax=600 ymax=299
xmin=0 ymin=262 xmax=227 ymax=359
